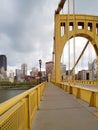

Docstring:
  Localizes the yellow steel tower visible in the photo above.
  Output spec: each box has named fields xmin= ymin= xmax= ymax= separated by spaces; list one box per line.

xmin=53 ymin=0 xmax=98 ymax=83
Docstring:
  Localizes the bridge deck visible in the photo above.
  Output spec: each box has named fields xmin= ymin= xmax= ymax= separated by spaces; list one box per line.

xmin=32 ymin=83 xmax=98 ymax=130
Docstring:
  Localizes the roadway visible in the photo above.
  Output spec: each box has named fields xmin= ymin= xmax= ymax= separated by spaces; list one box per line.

xmin=32 ymin=82 xmax=98 ymax=130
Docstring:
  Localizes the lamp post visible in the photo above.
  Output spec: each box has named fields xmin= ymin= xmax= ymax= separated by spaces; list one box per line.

xmin=39 ymin=59 xmax=42 ymax=83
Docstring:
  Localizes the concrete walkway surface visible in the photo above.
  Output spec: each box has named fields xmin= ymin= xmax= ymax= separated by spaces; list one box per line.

xmin=32 ymin=83 xmax=98 ymax=130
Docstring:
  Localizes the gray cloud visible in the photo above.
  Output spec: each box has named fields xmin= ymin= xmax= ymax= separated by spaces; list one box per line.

xmin=75 ymin=0 xmax=98 ymax=15
xmin=0 ymin=0 xmax=59 ymax=71
xmin=63 ymin=0 xmax=98 ymax=15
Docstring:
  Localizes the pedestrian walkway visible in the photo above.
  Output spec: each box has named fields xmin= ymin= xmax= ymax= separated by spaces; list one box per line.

xmin=32 ymin=83 xmax=98 ymax=130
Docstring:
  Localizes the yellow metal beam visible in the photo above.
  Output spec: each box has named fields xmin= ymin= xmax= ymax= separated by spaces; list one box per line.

xmin=55 ymin=0 xmax=66 ymax=14
xmin=71 ymin=40 xmax=89 ymax=74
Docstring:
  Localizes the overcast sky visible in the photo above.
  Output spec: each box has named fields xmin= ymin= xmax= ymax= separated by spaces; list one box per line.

xmin=0 ymin=0 xmax=98 ymax=73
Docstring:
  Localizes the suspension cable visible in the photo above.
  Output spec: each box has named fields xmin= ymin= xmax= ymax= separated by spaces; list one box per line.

xmin=68 ymin=0 xmax=71 ymax=83
xmin=73 ymin=0 xmax=76 ymax=82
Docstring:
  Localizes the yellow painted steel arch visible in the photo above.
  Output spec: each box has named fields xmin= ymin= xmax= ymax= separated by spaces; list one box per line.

xmin=54 ymin=14 xmax=98 ymax=83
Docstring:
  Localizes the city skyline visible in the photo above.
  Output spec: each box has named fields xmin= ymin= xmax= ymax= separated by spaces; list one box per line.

xmin=0 ymin=53 xmax=97 ymax=81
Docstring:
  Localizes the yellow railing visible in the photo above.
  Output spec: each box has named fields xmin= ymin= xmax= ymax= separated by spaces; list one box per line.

xmin=55 ymin=82 xmax=98 ymax=108
xmin=63 ymin=80 xmax=98 ymax=86
xmin=0 ymin=82 xmax=47 ymax=130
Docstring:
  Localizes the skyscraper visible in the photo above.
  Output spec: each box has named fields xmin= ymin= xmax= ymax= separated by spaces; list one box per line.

xmin=0 ymin=55 xmax=7 ymax=71
xmin=21 ymin=64 xmax=27 ymax=77
xmin=45 ymin=61 xmax=53 ymax=77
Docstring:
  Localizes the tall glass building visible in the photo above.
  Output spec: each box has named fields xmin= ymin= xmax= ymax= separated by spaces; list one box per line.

xmin=0 ymin=55 xmax=7 ymax=71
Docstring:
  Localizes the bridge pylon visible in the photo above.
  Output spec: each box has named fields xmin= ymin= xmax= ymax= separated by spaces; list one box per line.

xmin=52 ymin=1 xmax=98 ymax=83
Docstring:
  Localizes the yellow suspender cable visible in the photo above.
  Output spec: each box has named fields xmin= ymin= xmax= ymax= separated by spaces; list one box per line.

xmin=68 ymin=0 xmax=70 ymax=84
xmin=73 ymin=0 xmax=76 ymax=83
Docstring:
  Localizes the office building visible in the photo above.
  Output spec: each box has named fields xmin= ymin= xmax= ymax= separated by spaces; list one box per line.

xmin=30 ymin=67 xmax=38 ymax=77
xmin=45 ymin=61 xmax=53 ymax=77
xmin=45 ymin=61 xmax=53 ymax=81
xmin=16 ymin=69 xmax=22 ymax=82
xmin=60 ymin=63 xmax=66 ymax=76
xmin=92 ymin=59 xmax=98 ymax=80
xmin=0 ymin=55 xmax=7 ymax=71
xmin=21 ymin=64 xmax=27 ymax=77
xmin=77 ymin=70 xmax=90 ymax=80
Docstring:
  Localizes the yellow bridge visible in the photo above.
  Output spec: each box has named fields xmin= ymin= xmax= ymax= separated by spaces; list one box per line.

xmin=1 ymin=0 xmax=98 ymax=130
xmin=1 ymin=82 xmax=98 ymax=130
xmin=0 ymin=82 xmax=46 ymax=130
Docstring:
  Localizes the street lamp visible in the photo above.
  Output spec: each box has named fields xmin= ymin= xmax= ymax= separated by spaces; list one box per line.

xmin=39 ymin=59 xmax=42 ymax=83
